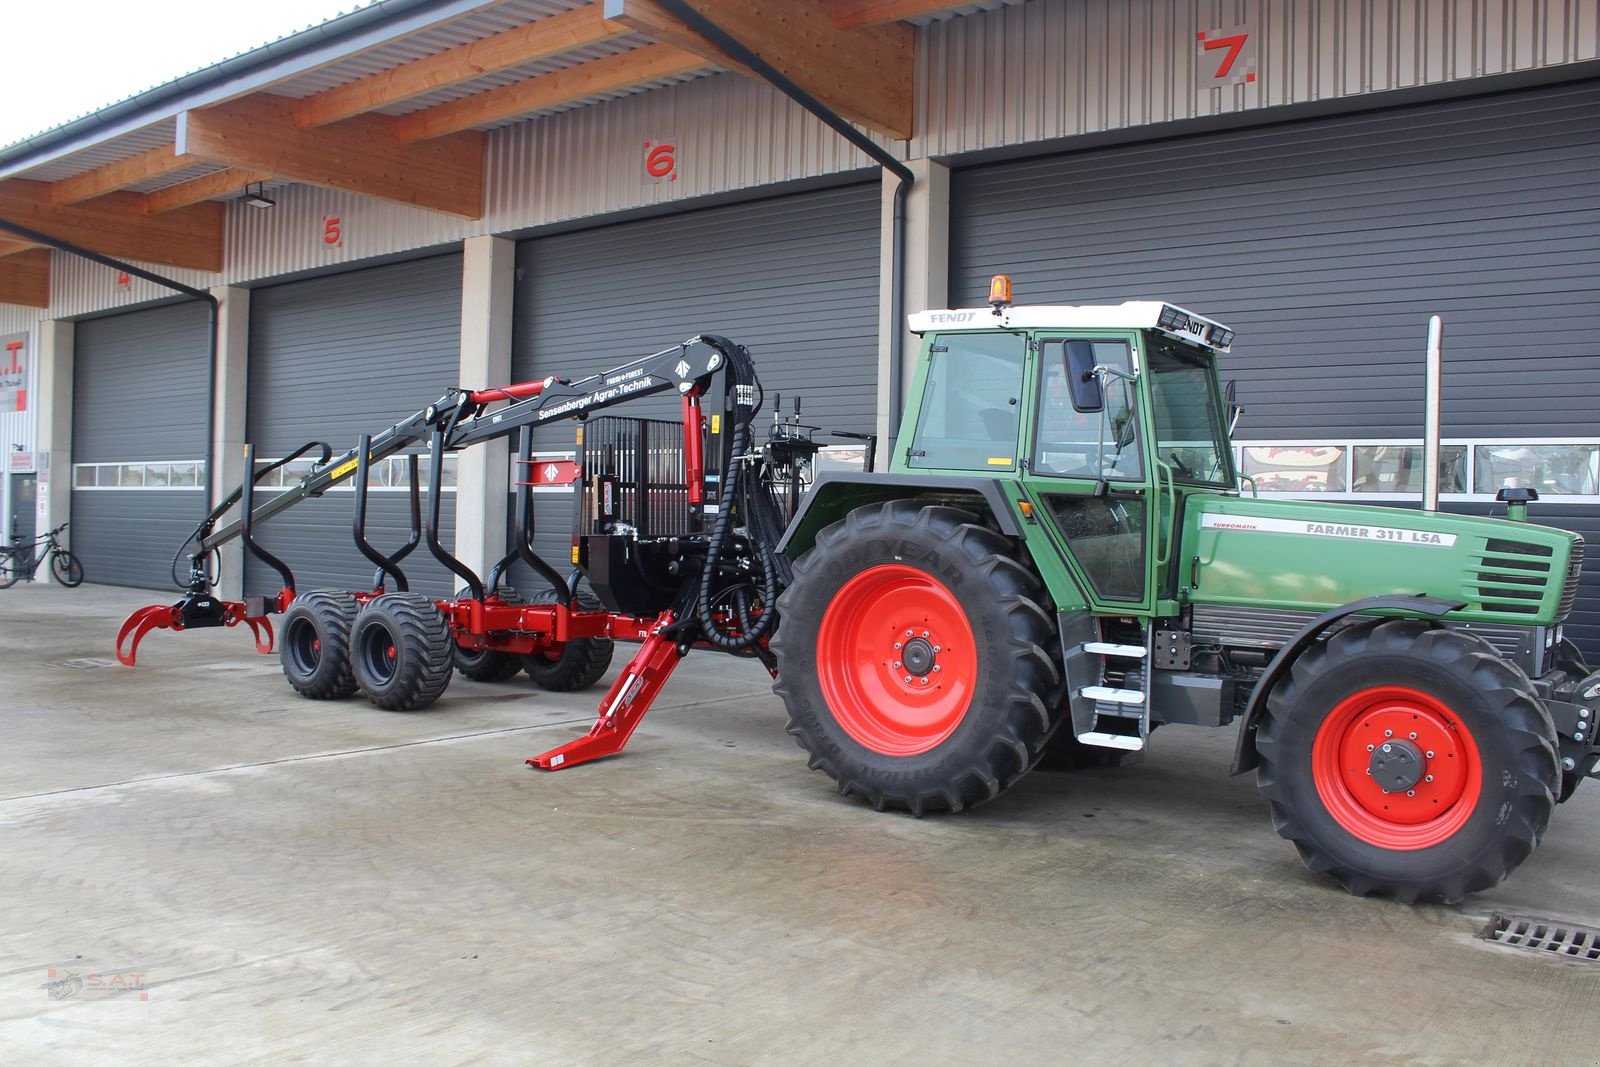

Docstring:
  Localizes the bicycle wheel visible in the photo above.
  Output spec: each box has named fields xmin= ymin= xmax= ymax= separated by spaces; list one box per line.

xmin=51 ymin=550 xmax=84 ymax=587
xmin=0 ymin=550 xmax=20 ymax=589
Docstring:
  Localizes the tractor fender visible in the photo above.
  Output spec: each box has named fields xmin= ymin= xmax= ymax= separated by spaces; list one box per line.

xmin=1228 ymin=593 xmax=1466 ymax=776
xmin=778 ymin=472 xmax=1022 ymax=557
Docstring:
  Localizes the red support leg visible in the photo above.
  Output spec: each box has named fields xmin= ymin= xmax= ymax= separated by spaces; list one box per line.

xmin=527 ymin=613 xmax=685 ymax=770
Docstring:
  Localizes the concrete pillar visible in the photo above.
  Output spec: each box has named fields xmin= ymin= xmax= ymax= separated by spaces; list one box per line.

xmin=876 ymin=158 xmax=949 ymax=469
xmin=34 ymin=319 xmax=73 ymax=581
xmin=211 ymin=286 xmax=250 ymax=600
xmin=453 ymin=235 xmax=516 ymax=586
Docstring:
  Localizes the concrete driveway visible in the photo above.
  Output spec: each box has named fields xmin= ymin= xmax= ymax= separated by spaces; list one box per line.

xmin=1 ymin=584 xmax=1596 ymax=1064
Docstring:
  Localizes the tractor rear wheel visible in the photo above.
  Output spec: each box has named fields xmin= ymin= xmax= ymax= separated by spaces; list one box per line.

xmin=1256 ymin=619 xmax=1558 ymax=903
xmin=452 ymin=587 xmax=525 ymax=683
xmin=773 ymin=501 xmax=1063 ymax=814
xmin=521 ymin=586 xmax=614 ymax=691
xmin=350 ymin=592 xmax=454 ymax=710
xmin=279 ymin=591 xmax=360 ymax=700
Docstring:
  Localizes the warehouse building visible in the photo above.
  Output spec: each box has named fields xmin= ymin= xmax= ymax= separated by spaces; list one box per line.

xmin=1 ymin=0 xmax=1597 ymax=647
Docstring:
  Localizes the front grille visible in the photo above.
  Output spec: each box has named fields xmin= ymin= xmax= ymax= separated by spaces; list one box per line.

xmin=1558 ymin=539 xmax=1585 ymax=622
xmin=1475 ymin=539 xmax=1556 ymax=617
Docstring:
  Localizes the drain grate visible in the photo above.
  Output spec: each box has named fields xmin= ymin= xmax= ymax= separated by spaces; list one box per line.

xmin=49 ymin=658 xmax=116 ymax=671
xmin=1483 ymin=914 xmax=1600 ymax=962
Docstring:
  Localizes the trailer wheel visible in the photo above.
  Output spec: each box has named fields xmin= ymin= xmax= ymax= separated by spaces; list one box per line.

xmin=350 ymin=592 xmax=454 ymax=710
xmin=1256 ymin=619 xmax=1558 ymax=903
xmin=773 ymin=501 xmax=1063 ymax=814
xmin=279 ymin=591 xmax=360 ymax=700
xmin=452 ymin=588 xmax=525 ymax=683
xmin=521 ymin=586 xmax=614 ymax=691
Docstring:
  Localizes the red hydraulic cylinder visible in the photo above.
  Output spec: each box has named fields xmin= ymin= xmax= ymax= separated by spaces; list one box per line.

xmin=682 ymin=393 xmax=705 ymax=506
xmin=468 ymin=379 xmax=548 ymax=405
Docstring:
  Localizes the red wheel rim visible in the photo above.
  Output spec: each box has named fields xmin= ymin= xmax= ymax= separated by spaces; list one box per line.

xmin=1310 ymin=685 xmax=1482 ymax=850
xmin=816 ymin=564 xmax=978 ymax=756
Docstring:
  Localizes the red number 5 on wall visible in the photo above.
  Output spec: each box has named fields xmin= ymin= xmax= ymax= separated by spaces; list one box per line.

xmin=1197 ymin=26 xmax=1256 ymax=88
xmin=322 ymin=215 xmax=344 ymax=248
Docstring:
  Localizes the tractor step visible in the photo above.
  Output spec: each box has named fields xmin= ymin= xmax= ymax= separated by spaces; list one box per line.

xmin=1082 ymin=641 xmax=1146 ymax=658
xmin=1078 ymin=731 xmax=1146 ymax=752
xmin=1080 ymin=685 xmax=1145 ymax=705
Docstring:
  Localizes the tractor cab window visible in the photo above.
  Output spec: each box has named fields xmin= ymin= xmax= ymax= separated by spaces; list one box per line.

xmin=1148 ymin=342 xmax=1233 ymax=487
xmin=1033 ymin=340 xmax=1142 ymax=481
xmin=907 ymin=332 xmax=1027 ymax=470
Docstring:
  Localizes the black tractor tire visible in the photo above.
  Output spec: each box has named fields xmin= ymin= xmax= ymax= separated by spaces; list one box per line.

xmin=452 ymin=587 xmax=526 ymax=683
xmin=350 ymin=592 xmax=454 ymax=710
xmin=1256 ymin=619 xmax=1559 ymax=903
xmin=772 ymin=501 xmax=1064 ymax=815
xmin=50 ymin=550 xmax=84 ymax=587
xmin=521 ymin=586 xmax=614 ymax=692
xmin=279 ymin=591 xmax=360 ymax=700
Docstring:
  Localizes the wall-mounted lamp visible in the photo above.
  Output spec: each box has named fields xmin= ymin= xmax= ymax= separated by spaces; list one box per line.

xmin=238 ymin=182 xmax=275 ymax=209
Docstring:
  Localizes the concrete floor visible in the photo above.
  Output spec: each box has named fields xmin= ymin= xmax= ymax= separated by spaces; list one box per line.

xmin=1 ymin=583 xmax=1597 ymax=1065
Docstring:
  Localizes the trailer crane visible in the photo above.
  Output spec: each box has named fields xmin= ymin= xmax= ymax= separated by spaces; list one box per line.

xmin=117 ymin=333 xmax=828 ymax=769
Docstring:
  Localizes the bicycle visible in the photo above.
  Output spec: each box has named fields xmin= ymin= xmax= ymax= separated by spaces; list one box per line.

xmin=0 ymin=523 xmax=85 ymax=588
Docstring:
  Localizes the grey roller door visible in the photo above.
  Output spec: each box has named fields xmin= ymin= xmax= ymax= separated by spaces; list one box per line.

xmin=951 ymin=80 xmax=1600 ymax=653
xmin=245 ymin=254 xmax=463 ymax=597
xmin=71 ymin=301 xmax=210 ymax=589
xmin=510 ymin=182 xmax=880 ymax=583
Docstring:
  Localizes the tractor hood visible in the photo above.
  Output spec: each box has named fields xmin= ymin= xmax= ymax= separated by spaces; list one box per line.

xmin=1183 ymin=496 xmax=1583 ymax=626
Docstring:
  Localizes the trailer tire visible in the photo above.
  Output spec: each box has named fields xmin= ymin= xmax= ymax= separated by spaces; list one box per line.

xmin=521 ymin=586 xmax=614 ymax=691
xmin=279 ymin=591 xmax=360 ymax=700
xmin=452 ymin=588 xmax=525 ymax=683
xmin=773 ymin=501 xmax=1063 ymax=814
xmin=350 ymin=592 xmax=454 ymax=710
xmin=1256 ymin=619 xmax=1558 ymax=903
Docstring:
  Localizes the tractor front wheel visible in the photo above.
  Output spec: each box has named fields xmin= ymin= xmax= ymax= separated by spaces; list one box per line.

xmin=1256 ymin=619 xmax=1558 ymax=903
xmin=773 ymin=502 xmax=1063 ymax=814
xmin=279 ymin=591 xmax=360 ymax=700
xmin=350 ymin=592 xmax=454 ymax=710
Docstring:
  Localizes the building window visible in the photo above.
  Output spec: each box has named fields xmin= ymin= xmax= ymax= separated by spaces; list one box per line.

xmin=73 ymin=461 xmax=208 ymax=489
xmin=1232 ymin=439 xmax=1600 ymax=503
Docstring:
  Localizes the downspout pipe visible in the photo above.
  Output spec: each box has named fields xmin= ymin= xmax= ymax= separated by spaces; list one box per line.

xmin=0 ymin=217 xmax=221 ymax=527
xmin=647 ymin=0 xmax=915 ymax=449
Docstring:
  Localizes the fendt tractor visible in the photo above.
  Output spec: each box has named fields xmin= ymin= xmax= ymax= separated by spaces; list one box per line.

xmin=118 ymin=278 xmax=1598 ymax=904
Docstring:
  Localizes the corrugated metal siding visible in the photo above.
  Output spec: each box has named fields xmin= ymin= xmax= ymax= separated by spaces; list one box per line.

xmin=509 ymin=182 xmax=881 ymax=577
xmin=244 ymin=254 xmax=463 ymax=597
xmin=70 ymin=301 xmax=210 ymax=588
xmin=949 ymin=80 xmax=1600 ymax=439
xmin=48 ymin=250 xmax=213 ymax=321
xmin=914 ymin=0 xmax=1600 ymax=157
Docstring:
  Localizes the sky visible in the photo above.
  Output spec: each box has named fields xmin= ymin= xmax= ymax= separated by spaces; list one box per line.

xmin=1 ymin=0 xmax=375 ymax=149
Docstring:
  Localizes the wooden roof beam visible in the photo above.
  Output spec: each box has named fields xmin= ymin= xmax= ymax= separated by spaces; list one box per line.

xmin=604 ymin=0 xmax=913 ymax=140
xmin=825 ymin=0 xmax=966 ymax=30
xmin=296 ymin=2 xmax=633 ymax=127
xmin=0 ymin=238 xmax=45 ymax=258
xmin=0 ymin=180 xmax=223 ymax=272
xmin=392 ymin=43 xmax=709 ymax=142
xmin=50 ymin=144 xmax=196 ymax=206
xmin=141 ymin=168 xmax=275 ymax=215
xmin=178 ymin=95 xmax=484 ymax=217
xmin=0 ymin=248 xmax=49 ymax=307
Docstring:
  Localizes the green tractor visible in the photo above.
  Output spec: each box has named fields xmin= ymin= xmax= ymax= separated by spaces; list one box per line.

xmin=774 ymin=284 xmax=1596 ymax=903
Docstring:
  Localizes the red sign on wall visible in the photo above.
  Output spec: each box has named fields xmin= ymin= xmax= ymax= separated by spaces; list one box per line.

xmin=0 ymin=333 xmax=26 ymax=414
xmin=322 ymin=216 xmax=344 ymax=248
xmin=1197 ymin=26 xmax=1256 ymax=88
xmin=644 ymin=140 xmax=679 ymax=183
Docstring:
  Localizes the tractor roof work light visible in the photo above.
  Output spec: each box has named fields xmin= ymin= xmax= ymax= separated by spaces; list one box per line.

xmin=988 ymin=274 xmax=1013 ymax=314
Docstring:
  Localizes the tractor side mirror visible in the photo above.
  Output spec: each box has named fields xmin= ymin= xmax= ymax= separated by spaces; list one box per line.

xmin=1065 ymin=341 xmax=1103 ymax=412
xmin=1225 ymin=379 xmax=1244 ymax=436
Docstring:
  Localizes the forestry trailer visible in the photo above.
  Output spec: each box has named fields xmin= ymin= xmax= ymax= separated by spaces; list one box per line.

xmin=118 ymin=280 xmax=1598 ymax=903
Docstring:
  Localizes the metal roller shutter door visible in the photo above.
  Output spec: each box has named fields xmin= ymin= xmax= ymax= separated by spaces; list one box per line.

xmin=509 ymin=182 xmax=881 ymax=584
xmin=950 ymin=80 xmax=1600 ymax=652
xmin=245 ymin=254 xmax=463 ymax=597
xmin=71 ymin=301 xmax=210 ymax=589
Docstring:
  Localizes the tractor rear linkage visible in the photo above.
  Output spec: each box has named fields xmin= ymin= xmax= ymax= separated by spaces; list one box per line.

xmin=116 ymin=333 xmax=829 ymax=770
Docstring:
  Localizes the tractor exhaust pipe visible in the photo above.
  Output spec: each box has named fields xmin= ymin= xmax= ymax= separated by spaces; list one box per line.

xmin=1423 ymin=315 xmax=1443 ymax=512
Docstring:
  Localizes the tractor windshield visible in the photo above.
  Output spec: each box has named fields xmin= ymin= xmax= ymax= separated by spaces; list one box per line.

xmin=1147 ymin=342 xmax=1233 ymax=487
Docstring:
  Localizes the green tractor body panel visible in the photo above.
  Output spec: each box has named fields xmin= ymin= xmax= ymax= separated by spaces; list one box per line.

xmin=1180 ymin=496 xmax=1582 ymax=626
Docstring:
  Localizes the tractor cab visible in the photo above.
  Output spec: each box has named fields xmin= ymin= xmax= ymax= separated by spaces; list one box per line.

xmin=896 ymin=286 xmax=1239 ymax=616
